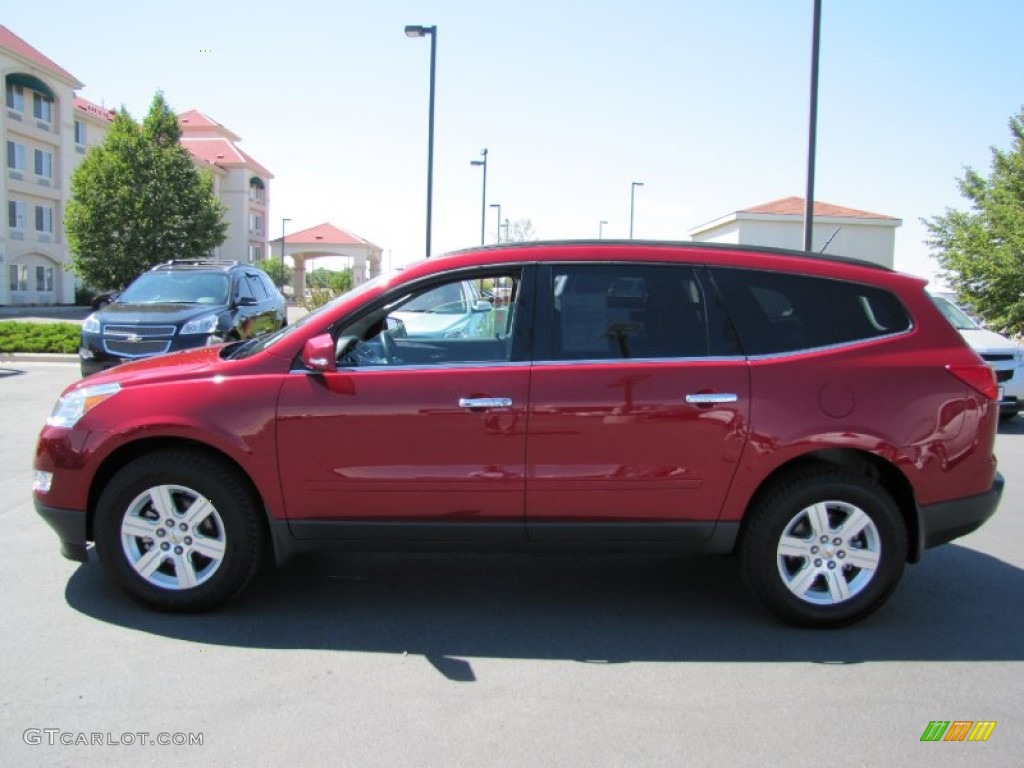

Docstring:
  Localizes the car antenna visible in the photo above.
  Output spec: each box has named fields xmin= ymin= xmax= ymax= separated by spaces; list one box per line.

xmin=820 ymin=226 xmax=841 ymax=253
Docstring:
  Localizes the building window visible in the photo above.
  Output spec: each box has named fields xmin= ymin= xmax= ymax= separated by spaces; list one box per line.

xmin=249 ymin=177 xmax=265 ymax=202
xmin=249 ymin=213 xmax=264 ymax=234
xmin=34 ymin=149 xmax=53 ymax=179
xmin=8 ymin=200 xmax=27 ymax=231
xmin=248 ymin=244 xmax=264 ymax=262
xmin=32 ymin=92 xmax=53 ymax=123
xmin=35 ymin=205 xmax=54 ymax=233
xmin=10 ymin=264 xmax=28 ymax=292
xmin=36 ymin=265 xmax=55 ymax=292
xmin=7 ymin=141 xmax=26 ymax=171
xmin=5 ymin=83 xmax=24 ymax=112
xmin=75 ymin=120 xmax=86 ymax=146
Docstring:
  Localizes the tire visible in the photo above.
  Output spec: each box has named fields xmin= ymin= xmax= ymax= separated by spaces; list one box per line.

xmin=94 ymin=450 xmax=264 ymax=611
xmin=738 ymin=468 xmax=906 ymax=628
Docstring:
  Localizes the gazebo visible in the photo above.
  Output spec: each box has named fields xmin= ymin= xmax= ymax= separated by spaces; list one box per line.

xmin=272 ymin=223 xmax=383 ymax=297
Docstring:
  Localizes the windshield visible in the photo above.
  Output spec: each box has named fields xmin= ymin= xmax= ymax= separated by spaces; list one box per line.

xmin=118 ymin=271 xmax=230 ymax=304
xmin=930 ymin=295 xmax=979 ymax=331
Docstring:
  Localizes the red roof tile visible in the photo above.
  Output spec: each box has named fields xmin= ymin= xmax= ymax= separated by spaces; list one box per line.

xmin=0 ymin=25 xmax=81 ymax=86
xmin=740 ymin=196 xmax=896 ymax=220
xmin=177 ymin=109 xmax=241 ymax=141
xmin=181 ymin=137 xmax=272 ymax=178
xmin=278 ymin=223 xmax=380 ymax=248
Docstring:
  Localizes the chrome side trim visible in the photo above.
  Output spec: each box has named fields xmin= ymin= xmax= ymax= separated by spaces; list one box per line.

xmin=297 ymin=360 xmax=532 ymax=374
xmin=531 ymin=356 xmax=749 ymax=366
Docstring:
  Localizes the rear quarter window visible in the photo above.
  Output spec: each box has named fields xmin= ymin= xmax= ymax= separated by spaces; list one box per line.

xmin=711 ymin=268 xmax=911 ymax=355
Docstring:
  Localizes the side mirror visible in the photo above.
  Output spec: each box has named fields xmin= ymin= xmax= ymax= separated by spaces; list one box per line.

xmin=472 ymin=300 xmax=493 ymax=313
xmin=385 ymin=316 xmax=408 ymax=338
xmin=300 ymin=334 xmax=337 ymax=373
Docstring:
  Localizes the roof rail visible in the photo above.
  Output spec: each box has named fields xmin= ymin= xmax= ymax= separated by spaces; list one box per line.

xmin=151 ymin=258 xmax=240 ymax=269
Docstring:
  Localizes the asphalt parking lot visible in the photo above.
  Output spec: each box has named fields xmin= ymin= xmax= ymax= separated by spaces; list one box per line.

xmin=1 ymin=360 xmax=1022 ymax=767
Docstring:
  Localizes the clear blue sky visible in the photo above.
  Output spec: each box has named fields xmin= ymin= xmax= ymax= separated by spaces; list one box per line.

xmin=7 ymin=1 xmax=1024 ymax=279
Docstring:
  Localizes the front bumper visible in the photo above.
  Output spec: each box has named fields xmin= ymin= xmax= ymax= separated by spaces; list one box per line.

xmin=79 ymin=351 xmax=119 ymax=377
xmin=35 ymin=500 xmax=88 ymax=562
xmin=916 ymin=472 xmax=1004 ymax=557
xmin=999 ymin=396 xmax=1020 ymax=417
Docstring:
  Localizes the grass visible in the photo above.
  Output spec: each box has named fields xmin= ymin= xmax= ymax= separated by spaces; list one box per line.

xmin=0 ymin=321 xmax=80 ymax=354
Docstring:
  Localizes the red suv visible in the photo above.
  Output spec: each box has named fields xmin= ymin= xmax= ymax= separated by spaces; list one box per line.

xmin=33 ymin=242 xmax=1003 ymax=626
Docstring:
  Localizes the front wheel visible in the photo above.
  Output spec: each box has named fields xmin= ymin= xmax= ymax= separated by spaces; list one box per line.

xmin=94 ymin=450 xmax=265 ymax=611
xmin=738 ymin=469 xmax=907 ymax=627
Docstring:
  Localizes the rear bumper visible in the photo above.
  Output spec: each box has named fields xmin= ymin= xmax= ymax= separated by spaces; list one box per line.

xmin=915 ymin=473 xmax=1004 ymax=557
xmin=35 ymin=500 xmax=88 ymax=563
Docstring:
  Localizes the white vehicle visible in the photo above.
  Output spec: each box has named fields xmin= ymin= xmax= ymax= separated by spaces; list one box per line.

xmin=390 ymin=280 xmax=494 ymax=339
xmin=931 ymin=295 xmax=1023 ymax=420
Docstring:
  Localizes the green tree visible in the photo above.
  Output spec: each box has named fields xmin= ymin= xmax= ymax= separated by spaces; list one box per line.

xmin=65 ymin=92 xmax=228 ymax=290
xmin=306 ymin=267 xmax=353 ymax=293
xmin=300 ymin=268 xmax=354 ymax=311
xmin=925 ymin=106 xmax=1024 ymax=336
xmin=253 ymin=258 xmax=292 ymax=289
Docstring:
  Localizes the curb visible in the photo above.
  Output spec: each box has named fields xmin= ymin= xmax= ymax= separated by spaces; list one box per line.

xmin=0 ymin=352 xmax=79 ymax=364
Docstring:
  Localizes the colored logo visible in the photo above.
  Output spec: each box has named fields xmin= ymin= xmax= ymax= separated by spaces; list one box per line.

xmin=921 ymin=721 xmax=997 ymax=742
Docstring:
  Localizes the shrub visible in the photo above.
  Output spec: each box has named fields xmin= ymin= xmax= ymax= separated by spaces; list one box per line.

xmin=0 ymin=322 xmax=80 ymax=354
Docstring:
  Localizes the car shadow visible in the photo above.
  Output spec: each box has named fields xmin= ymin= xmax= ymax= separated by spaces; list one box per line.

xmin=63 ymin=543 xmax=1024 ymax=677
xmin=998 ymin=416 xmax=1024 ymax=435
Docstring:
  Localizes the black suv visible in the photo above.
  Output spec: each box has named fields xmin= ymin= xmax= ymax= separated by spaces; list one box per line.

xmin=79 ymin=259 xmax=286 ymax=376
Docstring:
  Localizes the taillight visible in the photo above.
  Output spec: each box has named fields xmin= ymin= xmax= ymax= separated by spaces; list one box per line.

xmin=947 ymin=364 xmax=998 ymax=401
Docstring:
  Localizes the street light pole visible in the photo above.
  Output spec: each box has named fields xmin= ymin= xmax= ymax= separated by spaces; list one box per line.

xmin=630 ymin=182 xmax=644 ymax=239
xmin=405 ymin=24 xmax=438 ymax=257
xmin=470 ymin=148 xmax=488 ymax=245
xmin=803 ymin=0 xmax=822 ymax=252
xmin=489 ymin=203 xmax=501 ymax=243
xmin=599 ymin=220 xmax=608 ymax=239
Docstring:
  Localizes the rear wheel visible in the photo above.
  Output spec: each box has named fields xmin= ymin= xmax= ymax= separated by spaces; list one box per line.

xmin=738 ymin=469 xmax=906 ymax=627
xmin=94 ymin=450 xmax=264 ymax=611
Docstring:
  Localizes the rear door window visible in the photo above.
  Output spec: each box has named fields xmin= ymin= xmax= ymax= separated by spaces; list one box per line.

xmin=541 ymin=264 xmax=711 ymax=360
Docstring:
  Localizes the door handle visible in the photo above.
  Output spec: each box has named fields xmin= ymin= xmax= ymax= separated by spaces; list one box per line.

xmin=459 ymin=397 xmax=513 ymax=409
xmin=685 ymin=393 xmax=739 ymax=405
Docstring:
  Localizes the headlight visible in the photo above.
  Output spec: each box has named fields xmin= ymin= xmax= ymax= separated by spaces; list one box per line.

xmin=181 ymin=313 xmax=219 ymax=335
xmin=82 ymin=313 xmax=100 ymax=334
xmin=46 ymin=382 xmax=121 ymax=429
